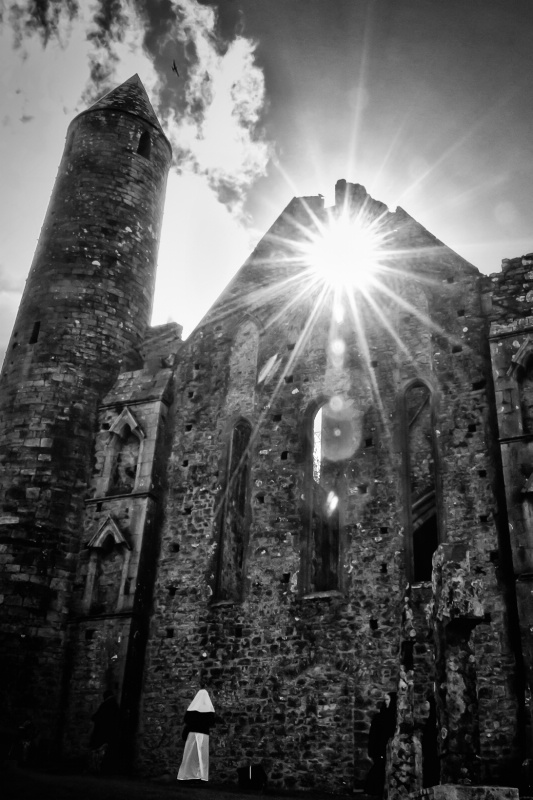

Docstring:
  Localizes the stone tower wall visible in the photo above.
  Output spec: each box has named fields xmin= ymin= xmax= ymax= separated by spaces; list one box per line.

xmin=0 ymin=84 xmax=171 ymax=747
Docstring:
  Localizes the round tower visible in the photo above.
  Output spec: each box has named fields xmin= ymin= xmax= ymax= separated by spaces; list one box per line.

xmin=0 ymin=75 xmax=171 ymax=737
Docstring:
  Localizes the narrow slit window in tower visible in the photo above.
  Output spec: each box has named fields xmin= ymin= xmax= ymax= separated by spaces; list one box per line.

xmin=137 ymin=131 xmax=151 ymax=160
xmin=29 ymin=321 xmax=40 ymax=344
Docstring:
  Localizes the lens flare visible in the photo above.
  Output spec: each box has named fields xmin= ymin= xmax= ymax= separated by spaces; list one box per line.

xmin=305 ymin=214 xmax=386 ymax=290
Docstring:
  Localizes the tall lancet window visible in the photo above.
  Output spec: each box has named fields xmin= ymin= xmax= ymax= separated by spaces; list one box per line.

xmin=403 ymin=381 xmax=440 ymax=582
xmin=303 ymin=398 xmax=358 ymax=593
xmin=216 ymin=419 xmax=252 ymax=602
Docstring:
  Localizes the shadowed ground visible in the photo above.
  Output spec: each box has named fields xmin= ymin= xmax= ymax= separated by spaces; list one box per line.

xmin=2 ymin=766 xmax=357 ymax=800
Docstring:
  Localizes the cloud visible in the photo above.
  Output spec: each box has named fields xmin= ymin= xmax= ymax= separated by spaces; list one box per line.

xmin=4 ymin=2 xmax=271 ymax=208
xmin=166 ymin=4 xmax=271 ymax=210
xmin=0 ymin=0 xmax=272 ymax=344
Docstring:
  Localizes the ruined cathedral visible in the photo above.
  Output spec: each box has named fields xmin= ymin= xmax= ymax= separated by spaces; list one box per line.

xmin=1 ymin=74 xmax=533 ymax=798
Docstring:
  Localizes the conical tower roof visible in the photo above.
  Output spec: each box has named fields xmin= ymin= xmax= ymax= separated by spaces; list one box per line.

xmin=85 ymin=74 xmax=164 ymax=132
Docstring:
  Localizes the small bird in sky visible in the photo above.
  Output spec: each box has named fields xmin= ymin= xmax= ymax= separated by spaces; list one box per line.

xmin=172 ymin=60 xmax=180 ymax=78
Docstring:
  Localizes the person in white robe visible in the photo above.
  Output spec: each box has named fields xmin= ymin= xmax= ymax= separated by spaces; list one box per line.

xmin=177 ymin=689 xmax=216 ymax=781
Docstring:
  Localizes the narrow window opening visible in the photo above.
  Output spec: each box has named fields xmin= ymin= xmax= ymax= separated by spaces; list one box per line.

xmin=185 ymin=423 xmax=193 ymax=432
xmin=457 ymin=309 xmax=465 ymax=317
xmin=256 ymin=494 xmax=265 ymax=504
xmin=168 ymin=586 xmax=177 ymax=596
xmin=472 ymin=379 xmax=486 ymax=391
xmin=281 ymin=451 xmax=288 ymax=461
xmin=452 ymin=345 xmax=463 ymax=354
xmin=369 ymin=618 xmax=379 ymax=630
xmin=380 ymin=563 xmax=388 ymax=574
xmin=170 ymin=543 xmax=180 ymax=553
xmin=137 ymin=130 xmax=151 ymax=159
xmin=413 ymin=513 xmax=439 ymax=581
xmin=370 ymin=360 xmax=379 ymax=368
xmin=273 ymin=414 xmax=282 ymax=422
xmin=284 ymin=375 xmax=294 ymax=384
xmin=287 ymin=343 xmax=295 ymax=351
xmin=166 ymin=628 xmax=174 ymax=639
xmin=365 ymin=437 xmax=373 ymax=448
xmin=29 ymin=321 xmax=40 ymax=344
xmin=306 ymin=398 xmax=357 ymax=593
xmin=478 ymin=470 xmax=486 ymax=478
xmin=216 ymin=419 xmax=252 ymax=602
xmin=313 ymin=407 xmax=323 ymax=483
xmin=182 ymin=459 xmax=189 ymax=467
xmin=85 ymin=629 xmax=95 ymax=641
xmin=468 ymin=424 xmax=477 ymax=432
xmin=405 ymin=383 xmax=439 ymax=583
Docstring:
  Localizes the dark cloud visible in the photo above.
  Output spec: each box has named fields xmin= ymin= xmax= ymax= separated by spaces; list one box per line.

xmin=20 ymin=114 xmax=34 ymax=122
xmin=8 ymin=0 xmax=78 ymax=47
xmin=5 ymin=0 xmax=271 ymax=213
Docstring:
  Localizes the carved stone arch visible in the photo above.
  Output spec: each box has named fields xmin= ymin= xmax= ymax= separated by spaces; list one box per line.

xmin=103 ymin=407 xmax=145 ymax=496
xmin=399 ymin=378 xmax=442 ymax=583
xmin=86 ymin=514 xmax=131 ymax=550
xmin=83 ymin=515 xmax=132 ymax=614
xmin=109 ymin=406 xmax=145 ymax=440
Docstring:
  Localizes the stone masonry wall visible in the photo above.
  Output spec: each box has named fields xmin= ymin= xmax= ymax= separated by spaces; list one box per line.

xmin=60 ymin=362 xmax=174 ymax=763
xmin=0 ymin=80 xmax=171 ymax=748
xmin=138 ymin=186 xmax=521 ymax=792
xmin=487 ymin=252 xmax=533 ymax=765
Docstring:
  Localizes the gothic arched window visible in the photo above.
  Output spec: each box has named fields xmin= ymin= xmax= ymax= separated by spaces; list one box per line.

xmin=215 ymin=419 xmax=252 ymax=602
xmin=310 ymin=403 xmax=340 ymax=592
xmin=402 ymin=381 xmax=440 ymax=582
xmin=303 ymin=397 xmax=359 ymax=594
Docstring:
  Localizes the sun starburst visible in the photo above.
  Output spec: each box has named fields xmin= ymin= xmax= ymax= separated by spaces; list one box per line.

xmin=303 ymin=212 xmax=389 ymax=291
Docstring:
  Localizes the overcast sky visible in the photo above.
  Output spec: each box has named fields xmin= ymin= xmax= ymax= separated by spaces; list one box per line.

xmin=1 ymin=0 xmax=533 ymax=363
